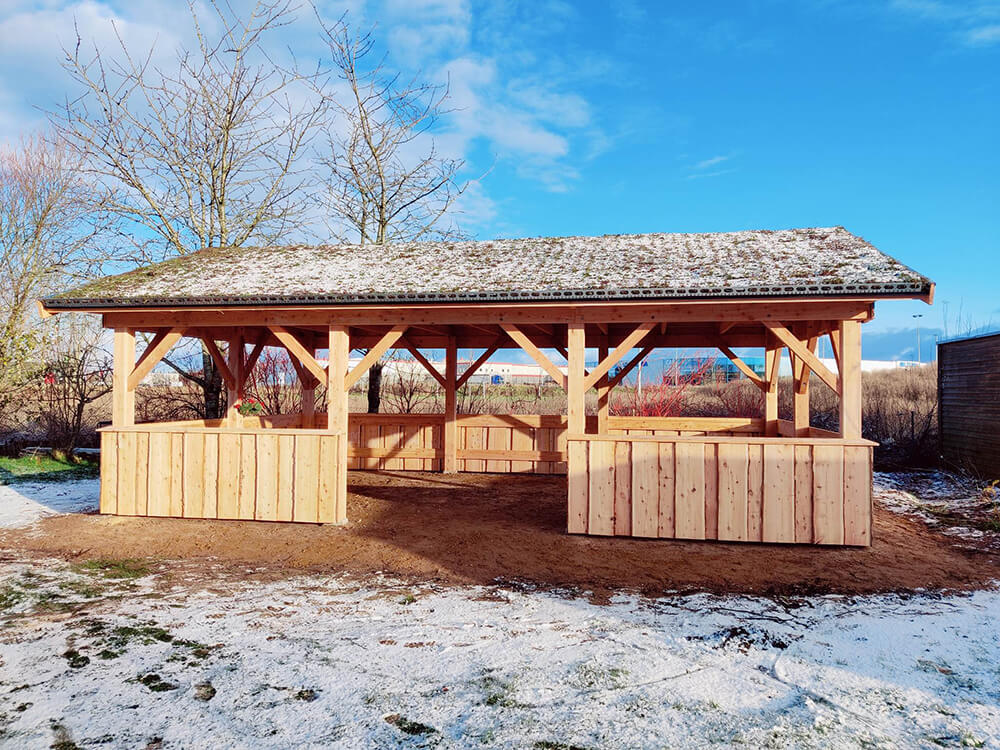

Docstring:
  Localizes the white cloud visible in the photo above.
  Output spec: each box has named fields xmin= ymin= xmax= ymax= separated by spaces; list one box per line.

xmin=888 ymin=0 xmax=1000 ymax=46
xmin=693 ymin=155 xmax=730 ymax=170
xmin=965 ymin=22 xmax=1000 ymax=42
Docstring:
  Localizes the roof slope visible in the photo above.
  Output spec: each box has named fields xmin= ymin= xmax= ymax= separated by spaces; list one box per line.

xmin=45 ymin=226 xmax=932 ymax=308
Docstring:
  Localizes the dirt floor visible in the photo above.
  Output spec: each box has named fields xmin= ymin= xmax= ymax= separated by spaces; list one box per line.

xmin=2 ymin=471 xmax=998 ymax=598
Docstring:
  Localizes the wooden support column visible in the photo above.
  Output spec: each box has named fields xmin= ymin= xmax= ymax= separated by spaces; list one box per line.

xmin=567 ymin=320 xmax=587 ymax=533
xmin=596 ymin=344 xmax=610 ymax=434
xmin=112 ymin=328 xmax=135 ymax=427
xmin=764 ymin=332 xmax=780 ymax=436
xmin=443 ymin=335 xmax=458 ymax=473
xmin=328 ymin=325 xmax=350 ymax=524
xmin=839 ymin=319 xmax=862 ymax=438
xmin=792 ymin=335 xmax=818 ymax=437
xmin=226 ymin=330 xmax=245 ymax=426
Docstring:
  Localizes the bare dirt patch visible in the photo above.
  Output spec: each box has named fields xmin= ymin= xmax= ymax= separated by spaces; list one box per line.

xmin=1 ymin=471 xmax=997 ymax=597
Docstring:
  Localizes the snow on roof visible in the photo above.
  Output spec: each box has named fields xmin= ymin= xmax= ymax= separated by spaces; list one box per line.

xmin=44 ymin=226 xmax=932 ymax=309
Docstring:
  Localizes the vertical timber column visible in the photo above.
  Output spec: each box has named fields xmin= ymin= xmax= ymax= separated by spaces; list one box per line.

xmin=112 ymin=328 xmax=136 ymax=426
xmin=792 ymin=334 xmax=818 ymax=437
xmin=302 ymin=343 xmax=316 ymax=429
xmin=839 ymin=320 xmax=862 ymax=438
xmin=328 ymin=325 xmax=350 ymax=523
xmin=226 ymin=330 xmax=244 ymax=426
xmin=764 ymin=331 xmax=780 ymax=436
xmin=596 ymin=343 xmax=610 ymax=434
xmin=567 ymin=320 xmax=587 ymax=533
xmin=443 ymin=335 xmax=458 ymax=473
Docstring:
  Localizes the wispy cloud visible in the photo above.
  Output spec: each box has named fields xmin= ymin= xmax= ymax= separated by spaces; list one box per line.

xmin=693 ymin=154 xmax=730 ymax=170
xmin=888 ymin=0 xmax=1000 ymax=46
xmin=686 ymin=169 xmax=735 ymax=180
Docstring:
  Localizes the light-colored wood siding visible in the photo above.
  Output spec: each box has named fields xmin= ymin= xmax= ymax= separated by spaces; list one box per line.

xmin=939 ymin=333 xmax=1000 ymax=478
xmin=99 ymin=426 xmax=343 ymax=524
xmin=566 ymin=434 xmax=873 ymax=546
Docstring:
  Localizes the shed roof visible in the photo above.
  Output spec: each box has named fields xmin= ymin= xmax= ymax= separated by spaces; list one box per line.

xmin=43 ymin=226 xmax=932 ymax=309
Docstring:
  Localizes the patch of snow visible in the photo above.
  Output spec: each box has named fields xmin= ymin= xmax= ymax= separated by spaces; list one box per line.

xmin=0 ymin=480 xmax=99 ymax=528
xmin=1 ymin=559 xmax=998 ymax=748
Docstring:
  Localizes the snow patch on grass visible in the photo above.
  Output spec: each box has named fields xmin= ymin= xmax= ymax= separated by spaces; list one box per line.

xmin=0 ymin=479 xmax=98 ymax=528
xmin=1 ymin=558 xmax=998 ymax=748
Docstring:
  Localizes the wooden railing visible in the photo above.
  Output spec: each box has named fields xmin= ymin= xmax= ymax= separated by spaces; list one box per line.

xmin=100 ymin=425 xmax=344 ymax=524
xmin=244 ymin=413 xmax=766 ymax=475
xmin=565 ymin=433 xmax=874 ymax=546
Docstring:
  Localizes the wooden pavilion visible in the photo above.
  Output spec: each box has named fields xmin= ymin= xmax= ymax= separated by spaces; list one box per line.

xmin=40 ymin=227 xmax=933 ymax=546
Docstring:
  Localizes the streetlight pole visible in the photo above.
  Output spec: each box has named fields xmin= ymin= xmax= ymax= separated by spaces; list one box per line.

xmin=913 ymin=314 xmax=924 ymax=363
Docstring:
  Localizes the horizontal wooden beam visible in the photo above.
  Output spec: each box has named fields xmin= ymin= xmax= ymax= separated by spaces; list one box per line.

xmin=100 ymin=299 xmax=875 ymax=329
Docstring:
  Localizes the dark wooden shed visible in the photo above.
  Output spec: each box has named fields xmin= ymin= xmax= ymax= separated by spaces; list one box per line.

xmin=938 ymin=331 xmax=1000 ymax=478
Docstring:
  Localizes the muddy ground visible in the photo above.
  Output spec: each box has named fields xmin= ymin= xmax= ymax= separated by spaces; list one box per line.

xmin=2 ymin=471 xmax=998 ymax=598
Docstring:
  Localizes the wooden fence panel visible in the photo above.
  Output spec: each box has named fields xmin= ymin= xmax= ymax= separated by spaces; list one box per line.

xmin=565 ymin=435 xmax=872 ymax=546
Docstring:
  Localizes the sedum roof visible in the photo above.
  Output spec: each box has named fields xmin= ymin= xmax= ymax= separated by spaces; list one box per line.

xmin=44 ymin=226 xmax=932 ymax=309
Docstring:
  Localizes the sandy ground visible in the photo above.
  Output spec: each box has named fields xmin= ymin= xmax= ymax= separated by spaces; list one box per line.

xmin=1 ymin=471 xmax=998 ymax=598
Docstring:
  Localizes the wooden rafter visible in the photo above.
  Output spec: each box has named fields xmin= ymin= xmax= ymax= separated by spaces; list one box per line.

xmin=583 ymin=322 xmax=656 ymax=391
xmin=719 ymin=321 xmax=738 ymax=335
xmin=606 ymin=344 xmax=655 ymax=389
xmin=198 ymin=334 xmax=237 ymax=391
xmin=456 ymin=337 xmax=505 ymax=389
xmin=243 ymin=330 xmax=269 ymax=384
xmin=128 ymin=328 xmax=184 ymax=390
xmin=500 ymin=324 xmax=567 ymax=390
xmin=400 ymin=337 xmax=446 ymax=388
xmin=763 ymin=322 xmax=840 ymax=393
xmin=345 ymin=325 xmax=407 ymax=389
xmin=270 ymin=326 xmax=328 ymax=386
xmin=715 ymin=342 xmax=766 ymax=391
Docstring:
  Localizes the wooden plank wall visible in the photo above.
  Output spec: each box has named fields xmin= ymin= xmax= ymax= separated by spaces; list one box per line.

xmin=306 ymin=414 xmax=765 ymax=475
xmin=100 ymin=428 xmax=342 ymax=523
xmin=568 ymin=435 xmax=873 ymax=546
xmin=938 ymin=333 xmax=1000 ymax=478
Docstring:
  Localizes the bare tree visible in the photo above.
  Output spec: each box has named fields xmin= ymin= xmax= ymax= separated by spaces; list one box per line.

xmin=34 ymin=318 xmax=113 ymax=456
xmin=51 ymin=0 xmax=328 ymax=417
xmin=0 ymin=135 xmax=104 ymax=416
xmin=318 ymin=15 xmax=472 ymax=412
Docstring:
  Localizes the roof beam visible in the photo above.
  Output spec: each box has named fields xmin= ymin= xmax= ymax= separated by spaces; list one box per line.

xmin=500 ymin=324 xmax=567 ymax=390
xmin=763 ymin=322 xmax=840 ymax=393
xmin=715 ymin=342 xmax=766 ymax=391
xmin=128 ymin=328 xmax=184 ymax=390
xmin=584 ymin=322 xmax=656 ymax=391
xmin=456 ymin=337 xmax=505 ymax=389
xmin=270 ymin=325 xmax=328 ymax=387
xmin=399 ymin=337 xmax=446 ymax=388
xmin=345 ymin=325 xmax=408 ymax=389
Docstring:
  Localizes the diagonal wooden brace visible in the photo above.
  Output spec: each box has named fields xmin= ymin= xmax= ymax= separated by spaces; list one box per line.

xmin=583 ymin=322 xmax=656 ymax=391
xmin=501 ymin=324 xmax=567 ymax=390
xmin=271 ymin=326 xmax=329 ymax=387
xmin=763 ymin=322 xmax=840 ymax=393
xmin=345 ymin=325 xmax=407 ymax=389
xmin=400 ymin=336 xmax=446 ymax=388
xmin=128 ymin=328 xmax=184 ymax=390
xmin=456 ymin=337 xmax=505 ymax=389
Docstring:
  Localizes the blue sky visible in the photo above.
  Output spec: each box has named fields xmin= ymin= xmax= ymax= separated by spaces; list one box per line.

xmin=1 ymin=0 xmax=997 ymax=360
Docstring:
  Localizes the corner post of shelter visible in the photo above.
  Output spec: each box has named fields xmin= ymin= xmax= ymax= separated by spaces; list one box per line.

xmin=838 ymin=319 xmax=862 ymax=439
xmin=328 ymin=324 xmax=350 ymax=524
xmin=112 ymin=328 xmax=135 ymax=427
xmin=792 ymin=327 xmax=817 ymax=436
xmin=443 ymin=333 xmax=458 ymax=473
xmin=566 ymin=320 xmax=588 ymax=533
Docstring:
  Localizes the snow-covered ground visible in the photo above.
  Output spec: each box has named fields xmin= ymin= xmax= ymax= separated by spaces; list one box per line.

xmin=0 ymin=479 xmax=98 ymax=528
xmin=1 ymin=556 xmax=998 ymax=749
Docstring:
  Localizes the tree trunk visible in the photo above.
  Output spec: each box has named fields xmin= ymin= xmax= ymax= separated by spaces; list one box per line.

xmin=202 ymin=348 xmax=224 ymax=419
xmin=367 ymin=361 xmax=383 ymax=413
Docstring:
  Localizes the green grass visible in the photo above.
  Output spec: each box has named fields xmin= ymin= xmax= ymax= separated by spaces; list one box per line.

xmin=73 ymin=559 xmax=151 ymax=580
xmin=0 ymin=455 xmax=99 ymax=485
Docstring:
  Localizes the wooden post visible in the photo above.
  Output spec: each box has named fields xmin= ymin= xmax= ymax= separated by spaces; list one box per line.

xmin=328 ymin=325 xmax=350 ymax=523
xmin=596 ymin=344 xmax=609 ymax=434
xmin=792 ymin=353 xmax=810 ymax=436
xmin=444 ymin=335 xmax=458 ymax=473
xmin=226 ymin=330 xmax=245 ymax=426
xmin=839 ymin=319 xmax=862 ymax=438
xmin=302 ymin=343 xmax=316 ymax=428
xmin=112 ymin=328 xmax=135 ymax=427
xmin=764 ymin=332 xmax=780 ymax=436
xmin=567 ymin=320 xmax=587 ymax=533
